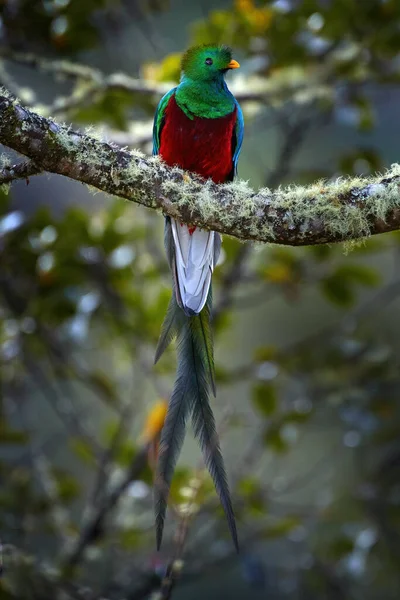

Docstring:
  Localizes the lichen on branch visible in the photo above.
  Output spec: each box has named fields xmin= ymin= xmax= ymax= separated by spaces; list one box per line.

xmin=1 ymin=90 xmax=400 ymax=247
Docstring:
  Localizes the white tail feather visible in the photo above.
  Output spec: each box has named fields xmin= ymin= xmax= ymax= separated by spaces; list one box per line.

xmin=171 ymin=219 xmax=220 ymax=314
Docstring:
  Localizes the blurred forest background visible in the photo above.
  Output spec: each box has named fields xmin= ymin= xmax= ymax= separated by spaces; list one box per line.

xmin=1 ymin=0 xmax=400 ymax=599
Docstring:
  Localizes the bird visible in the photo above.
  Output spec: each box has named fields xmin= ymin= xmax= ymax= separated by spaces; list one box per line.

xmin=152 ymin=44 xmax=244 ymax=551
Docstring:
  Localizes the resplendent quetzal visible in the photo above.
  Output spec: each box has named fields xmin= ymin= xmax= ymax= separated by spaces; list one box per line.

xmin=152 ymin=44 xmax=244 ymax=551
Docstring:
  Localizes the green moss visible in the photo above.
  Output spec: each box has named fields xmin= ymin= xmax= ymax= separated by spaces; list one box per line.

xmin=156 ymin=163 xmax=400 ymax=244
xmin=0 ymin=153 xmax=11 ymax=169
xmin=0 ymin=86 xmax=15 ymax=101
xmin=4 ymin=90 xmax=400 ymax=247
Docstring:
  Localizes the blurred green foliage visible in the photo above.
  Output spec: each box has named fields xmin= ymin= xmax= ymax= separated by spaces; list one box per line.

xmin=0 ymin=0 xmax=165 ymax=53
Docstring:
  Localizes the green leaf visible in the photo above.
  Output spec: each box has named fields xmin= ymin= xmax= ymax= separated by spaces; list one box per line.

xmin=119 ymin=527 xmax=145 ymax=550
xmin=87 ymin=371 xmax=118 ymax=405
xmin=102 ymin=419 xmax=121 ymax=444
xmin=252 ymin=382 xmax=278 ymax=416
xmin=321 ymin=274 xmax=355 ymax=307
xmin=321 ymin=262 xmax=380 ymax=307
xmin=328 ymin=536 xmax=355 ymax=560
xmin=0 ymin=424 xmax=29 ymax=445
xmin=263 ymin=425 xmax=288 ymax=452
xmin=140 ymin=463 xmax=154 ymax=486
xmin=308 ymin=244 xmax=332 ymax=261
xmin=215 ymin=236 xmax=241 ymax=263
xmin=284 ymin=410 xmax=312 ymax=424
xmin=264 ymin=516 xmax=302 ymax=538
xmin=238 ymin=476 xmax=262 ymax=497
xmin=253 ymin=345 xmax=277 ymax=362
xmin=334 ymin=264 xmax=380 ymax=287
xmin=356 ymin=99 xmax=376 ymax=132
xmin=214 ymin=365 xmax=231 ymax=383
xmin=269 ymin=248 xmax=298 ymax=266
xmin=115 ymin=441 xmax=136 ymax=467
xmin=69 ymin=438 xmax=96 ymax=465
xmin=169 ymin=467 xmax=193 ymax=503
xmin=52 ymin=468 xmax=81 ymax=504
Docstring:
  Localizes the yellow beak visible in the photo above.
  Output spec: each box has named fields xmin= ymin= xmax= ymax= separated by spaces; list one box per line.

xmin=227 ymin=59 xmax=240 ymax=69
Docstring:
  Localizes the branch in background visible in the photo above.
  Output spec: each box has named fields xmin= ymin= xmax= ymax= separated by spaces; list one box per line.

xmin=33 ymin=454 xmax=71 ymax=544
xmin=63 ymin=443 xmax=150 ymax=569
xmin=85 ymin=403 xmax=134 ymax=512
xmin=1 ymin=94 xmax=400 ymax=246
xmin=63 ymin=402 xmax=166 ymax=571
xmin=0 ymin=158 xmax=41 ymax=183
xmin=100 ymin=121 xmax=154 ymax=150
xmin=0 ymin=49 xmax=334 ymax=108
xmin=23 ymin=353 xmax=102 ymax=457
xmin=0 ymin=49 xmax=335 ymax=149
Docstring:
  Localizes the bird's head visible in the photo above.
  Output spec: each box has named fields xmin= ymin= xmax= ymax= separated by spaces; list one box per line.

xmin=181 ymin=44 xmax=240 ymax=82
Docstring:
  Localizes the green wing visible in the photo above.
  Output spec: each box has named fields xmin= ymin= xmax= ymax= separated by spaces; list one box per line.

xmin=152 ymin=87 xmax=176 ymax=155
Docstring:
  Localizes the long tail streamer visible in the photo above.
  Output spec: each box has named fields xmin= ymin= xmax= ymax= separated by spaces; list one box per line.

xmin=154 ymin=220 xmax=238 ymax=551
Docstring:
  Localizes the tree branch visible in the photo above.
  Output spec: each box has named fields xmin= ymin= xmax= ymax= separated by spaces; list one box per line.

xmin=1 ymin=92 xmax=400 ymax=246
xmin=214 ymin=108 xmax=319 ymax=317
xmin=63 ymin=444 xmax=150 ymax=569
xmin=0 ymin=49 xmax=333 ymax=106
xmin=0 ymin=158 xmax=41 ymax=183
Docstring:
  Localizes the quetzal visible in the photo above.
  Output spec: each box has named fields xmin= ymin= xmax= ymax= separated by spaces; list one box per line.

xmin=152 ymin=44 xmax=243 ymax=551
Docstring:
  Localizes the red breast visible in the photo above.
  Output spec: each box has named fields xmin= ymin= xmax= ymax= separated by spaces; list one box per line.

xmin=159 ymin=94 xmax=236 ymax=185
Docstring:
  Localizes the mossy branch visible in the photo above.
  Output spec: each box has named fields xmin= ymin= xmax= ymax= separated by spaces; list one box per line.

xmin=0 ymin=158 xmax=41 ymax=183
xmin=1 ymin=91 xmax=400 ymax=246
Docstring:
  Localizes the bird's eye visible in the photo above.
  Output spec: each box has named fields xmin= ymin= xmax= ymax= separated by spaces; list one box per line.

xmin=205 ymin=58 xmax=213 ymax=66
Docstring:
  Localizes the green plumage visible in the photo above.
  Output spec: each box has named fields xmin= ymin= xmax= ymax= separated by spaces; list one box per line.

xmin=177 ymin=45 xmax=236 ymax=119
xmin=154 ymin=293 xmax=182 ymax=365
xmin=153 ymin=44 xmax=243 ymax=553
xmin=155 ymin=289 xmax=238 ymax=551
xmin=154 ymin=218 xmax=238 ymax=551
